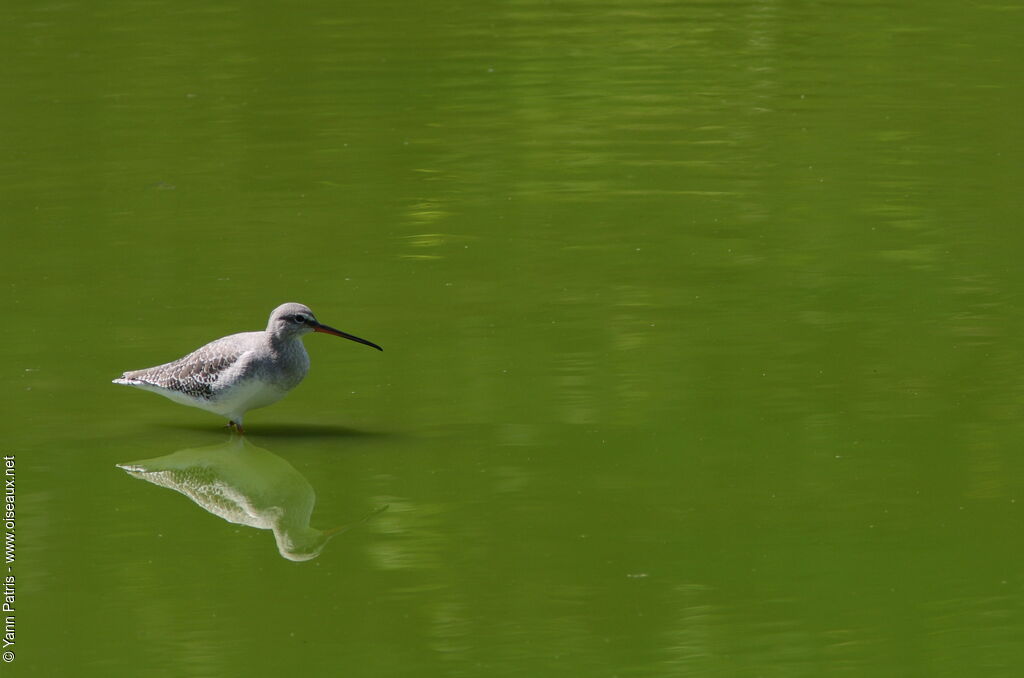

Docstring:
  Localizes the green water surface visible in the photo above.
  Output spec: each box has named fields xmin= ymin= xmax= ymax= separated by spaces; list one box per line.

xmin=2 ymin=0 xmax=1023 ymax=676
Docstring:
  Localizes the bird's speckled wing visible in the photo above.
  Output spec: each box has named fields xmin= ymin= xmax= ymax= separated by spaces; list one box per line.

xmin=116 ymin=336 xmax=254 ymax=400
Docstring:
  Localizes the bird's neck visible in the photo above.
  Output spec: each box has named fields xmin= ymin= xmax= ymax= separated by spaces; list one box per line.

xmin=267 ymin=334 xmax=306 ymax=359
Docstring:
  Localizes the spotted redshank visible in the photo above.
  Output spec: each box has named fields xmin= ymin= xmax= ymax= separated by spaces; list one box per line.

xmin=112 ymin=302 xmax=382 ymax=432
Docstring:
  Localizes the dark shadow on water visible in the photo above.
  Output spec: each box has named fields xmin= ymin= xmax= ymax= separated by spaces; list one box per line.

xmin=249 ymin=423 xmax=397 ymax=440
xmin=155 ymin=422 xmax=394 ymax=440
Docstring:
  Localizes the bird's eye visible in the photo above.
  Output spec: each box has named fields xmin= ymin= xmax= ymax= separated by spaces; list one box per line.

xmin=294 ymin=314 xmax=307 ymax=323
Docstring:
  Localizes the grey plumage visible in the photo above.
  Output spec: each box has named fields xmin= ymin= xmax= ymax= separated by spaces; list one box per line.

xmin=113 ymin=302 xmax=381 ymax=431
xmin=120 ymin=340 xmax=246 ymax=400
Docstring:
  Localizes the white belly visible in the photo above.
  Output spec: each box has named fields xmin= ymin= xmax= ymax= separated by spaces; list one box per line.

xmin=209 ymin=377 xmax=290 ymax=420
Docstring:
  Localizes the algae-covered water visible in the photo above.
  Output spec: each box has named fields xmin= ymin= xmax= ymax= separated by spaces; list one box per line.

xmin=3 ymin=1 xmax=1023 ymax=675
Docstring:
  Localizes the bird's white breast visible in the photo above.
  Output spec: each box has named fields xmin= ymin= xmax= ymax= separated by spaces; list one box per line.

xmin=213 ymin=371 xmax=290 ymax=418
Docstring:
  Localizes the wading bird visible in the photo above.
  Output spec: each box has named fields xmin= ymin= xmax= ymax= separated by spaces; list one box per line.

xmin=113 ymin=303 xmax=381 ymax=432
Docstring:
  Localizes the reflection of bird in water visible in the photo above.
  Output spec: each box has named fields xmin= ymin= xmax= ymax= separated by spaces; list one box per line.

xmin=117 ymin=435 xmax=385 ymax=561
xmin=112 ymin=302 xmax=382 ymax=433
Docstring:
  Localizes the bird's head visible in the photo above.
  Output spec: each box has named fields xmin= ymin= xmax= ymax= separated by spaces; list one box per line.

xmin=267 ymin=302 xmax=382 ymax=351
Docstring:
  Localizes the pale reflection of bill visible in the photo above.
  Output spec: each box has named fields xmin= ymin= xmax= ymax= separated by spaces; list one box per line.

xmin=118 ymin=436 xmax=385 ymax=561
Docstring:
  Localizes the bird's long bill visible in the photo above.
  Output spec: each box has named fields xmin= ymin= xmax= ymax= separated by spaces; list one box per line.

xmin=313 ymin=322 xmax=383 ymax=351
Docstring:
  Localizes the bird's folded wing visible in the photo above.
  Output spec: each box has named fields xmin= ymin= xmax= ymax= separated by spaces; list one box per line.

xmin=121 ymin=342 xmax=249 ymax=398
